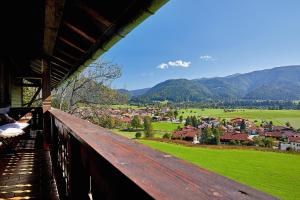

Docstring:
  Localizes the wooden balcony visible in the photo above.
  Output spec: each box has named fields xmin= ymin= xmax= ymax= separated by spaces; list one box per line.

xmin=47 ymin=109 xmax=277 ymax=200
xmin=0 ymin=108 xmax=278 ymax=199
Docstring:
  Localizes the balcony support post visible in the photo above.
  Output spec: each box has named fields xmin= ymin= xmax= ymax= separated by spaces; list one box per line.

xmin=42 ymin=58 xmax=51 ymax=149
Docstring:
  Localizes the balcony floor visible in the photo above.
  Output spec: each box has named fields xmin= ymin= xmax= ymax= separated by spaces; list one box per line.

xmin=0 ymin=131 xmax=59 ymax=200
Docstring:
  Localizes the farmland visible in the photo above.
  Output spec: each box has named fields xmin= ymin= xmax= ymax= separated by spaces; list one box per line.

xmin=140 ymin=140 xmax=300 ymax=200
xmin=112 ymin=121 xmax=183 ymax=139
xmin=178 ymin=108 xmax=300 ymax=128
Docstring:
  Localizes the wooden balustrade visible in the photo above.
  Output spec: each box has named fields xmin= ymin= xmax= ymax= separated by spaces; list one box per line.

xmin=48 ymin=109 xmax=277 ymax=200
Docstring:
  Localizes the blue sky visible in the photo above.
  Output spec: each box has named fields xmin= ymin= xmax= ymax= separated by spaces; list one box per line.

xmin=102 ymin=0 xmax=300 ymax=90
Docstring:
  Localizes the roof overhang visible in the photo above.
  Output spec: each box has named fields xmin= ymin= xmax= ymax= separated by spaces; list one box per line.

xmin=2 ymin=0 xmax=168 ymax=89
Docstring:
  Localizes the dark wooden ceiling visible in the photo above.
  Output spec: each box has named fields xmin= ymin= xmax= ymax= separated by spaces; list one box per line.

xmin=1 ymin=0 xmax=167 ymax=90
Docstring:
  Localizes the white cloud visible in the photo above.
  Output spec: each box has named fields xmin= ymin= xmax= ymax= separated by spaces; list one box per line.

xmin=200 ymin=55 xmax=215 ymax=61
xmin=157 ymin=60 xmax=191 ymax=69
xmin=157 ymin=63 xmax=169 ymax=69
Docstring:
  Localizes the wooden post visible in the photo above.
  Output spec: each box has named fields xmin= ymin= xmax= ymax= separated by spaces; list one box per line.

xmin=42 ymin=59 xmax=51 ymax=113
xmin=42 ymin=59 xmax=51 ymax=149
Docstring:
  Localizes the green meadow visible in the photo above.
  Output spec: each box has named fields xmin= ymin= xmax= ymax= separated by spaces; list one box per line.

xmin=140 ymin=140 xmax=300 ymax=200
xmin=179 ymin=108 xmax=300 ymax=128
xmin=112 ymin=121 xmax=183 ymax=139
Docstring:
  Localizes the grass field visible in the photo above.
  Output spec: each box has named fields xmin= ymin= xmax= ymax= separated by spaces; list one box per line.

xmin=140 ymin=140 xmax=300 ymax=200
xmin=179 ymin=108 xmax=300 ymax=128
xmin=152 ymin=122 xmax=183 ymax=132
xmin=112 ymin=122 xmax=183 ymax=139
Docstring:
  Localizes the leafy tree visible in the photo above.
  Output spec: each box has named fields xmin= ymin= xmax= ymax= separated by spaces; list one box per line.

xmin=93 ymin=115 xmax=118 ymax=129
xmin=165 ymin=111 xmax=174 ymax=119
xmin=185 ymin=116 xmax=192 ymax=126
xmin=52 ymin=60 xmax=123 ymax=114
xmin=174 ymin=110 xmax=179 ymax=119
xmin=240 ymin=119 xmax=246 ymax=132
xmin=221 ymin=119 xmax=227 ymax=126
xmin=179 ymin=115 xmax=183 ymax=123
xmin=131 ymin=115 xmax=141 ymax=130
xmin=162 ymin=133 xmax=172 ymax=139
xmin=201 ymin=128 xmax=213 ymax=144
xmin=144 ymin=116 xmax=153 ymax=138
xmin=191 ymin=116 xmax=200 ymax=128
xmin=212 ymin=128 xmax=221 ymax=145
xmin=262 ymin=137 xmax=274 ymax=148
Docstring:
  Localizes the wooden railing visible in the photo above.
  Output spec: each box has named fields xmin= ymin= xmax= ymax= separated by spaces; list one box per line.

xmin=48 ymin=109 xmax=277 ymax=200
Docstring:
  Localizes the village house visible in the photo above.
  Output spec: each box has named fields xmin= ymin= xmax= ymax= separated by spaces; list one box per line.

xmin=259 ymin=131 xmax=283 ymax=140
xmin=172 ymin=125 xmax=201 ymax=142
xmin=279 ymin=136 xmax=300 ymax=151
xmin=220 ymin=132 xmax=252 ymax=144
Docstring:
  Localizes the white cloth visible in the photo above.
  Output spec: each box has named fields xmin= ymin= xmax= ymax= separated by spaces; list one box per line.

xmin=0 ymin=128 xmax=24 ymax=138
xmin=0 ymin=122 xmax=30 ymax=130
xmin=0 ymin=122 xmax=29 ymax=138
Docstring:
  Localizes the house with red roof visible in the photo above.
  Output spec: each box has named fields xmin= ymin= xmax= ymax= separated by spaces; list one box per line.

xmin=172 ymin=126 xmax=201 ymax=141
xmin=220 ymin=132 xmax=252 ymax=144
xmin=279 ymin=135 xmax=300 ymax=151
xmin=259 ymin=131 xmax=282 ymax=139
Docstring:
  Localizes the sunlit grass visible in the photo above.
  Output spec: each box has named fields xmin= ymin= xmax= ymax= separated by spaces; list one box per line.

xmin=141 ymin=140 xmax=300 ymax=200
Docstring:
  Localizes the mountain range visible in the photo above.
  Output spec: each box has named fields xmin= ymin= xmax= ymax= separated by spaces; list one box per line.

xmin=119 ymin=65 xmax=300 ymax=102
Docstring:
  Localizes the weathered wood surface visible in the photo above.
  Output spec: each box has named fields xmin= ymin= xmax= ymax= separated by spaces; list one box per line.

xmin=49 ymin=109 xmax=277 ymax=200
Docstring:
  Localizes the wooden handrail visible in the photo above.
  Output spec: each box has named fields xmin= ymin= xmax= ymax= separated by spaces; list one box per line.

xmin=48 ymin=109 xmax=277 ymax=200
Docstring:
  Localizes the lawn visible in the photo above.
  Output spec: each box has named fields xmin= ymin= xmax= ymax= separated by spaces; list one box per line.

xmin=140 ymin=140 xmax=300 ymax=200
xmin=179 ymin=108 xmax=300 ymax=128
xmin=152 ymin=122 xmax=183 ymax=132
xmin=112 ymin=122 xmax=183 ymax=139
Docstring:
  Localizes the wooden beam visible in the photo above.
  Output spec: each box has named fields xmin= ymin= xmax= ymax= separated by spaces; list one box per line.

xmin=16 ymin=71 xmax=42 ymax=79
xmin=63 ymin=21 xmax=96 ymax=43
xmin=52 ymin=67 xmax=67 ymax=76
xmin=42 ymin=59 xmax=51 ymax=113
xmin=51 ymin=61 xmax=70 ymax=72
xmin=52 ymin=56 xmax=74 ymax=67
xmin=79 ymin=4 xmax=112 ymax=27
xmin=51 ymin=69 xmax=65 ymax=77
xmin=56 ymin=49 xmax=80 ymax=61
xmin=43 ymin=0 xmax=66 ymax=56
xmin=21 ymin=83 xmax=41 ymax=87
xmin=51 ymin=75 xmax=61 ymax=82
xmin=58 ymin=36 xmax=86 ymax=53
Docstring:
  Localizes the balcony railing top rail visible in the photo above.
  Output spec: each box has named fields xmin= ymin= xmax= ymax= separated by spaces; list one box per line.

xmin=49 ymin=109 xmax=277 ymax=200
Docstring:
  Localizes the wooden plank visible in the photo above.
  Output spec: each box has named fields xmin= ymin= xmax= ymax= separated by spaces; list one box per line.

xmin=56 ymin=49 xmax=80 ymax=61
xmin=51 ymin=74 xmax=62 ymax=82
xmin=43 ymin=0 xmax=66 ymax=56
xmin=51 ymin=70 xmax=65 ymax=78
xmin=52 ymin=56 xmax=74 ymax=67
xmin=63 ymin=21 xmax=96 ymax=43
xmin=58 ymin=36 xmax=86 ymax=53
xmin=49 ymin=110 xmax=277 ymax=200
xmin=78 ymin=4 xmax=112 ymax=27
xmin=51 ymin=61 xmax=70 ymax=72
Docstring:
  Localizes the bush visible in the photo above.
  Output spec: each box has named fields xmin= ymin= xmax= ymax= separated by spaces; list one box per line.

xmin=228 ymin=140 xmax=237 ymax=145
xmin=163 ymin=133 xmax=172 ymax=140
xmin=286 ymin=147 xmax=292 ymax=151
xmin=135 ymin=132 xmax=142 ymax=139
